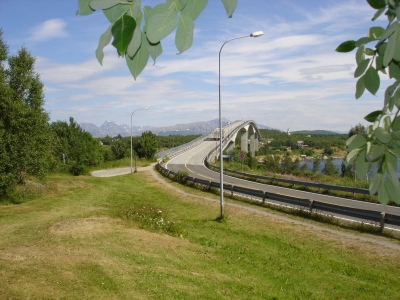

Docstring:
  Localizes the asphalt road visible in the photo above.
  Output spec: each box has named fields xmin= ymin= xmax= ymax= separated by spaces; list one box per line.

xmin=165 ymin=140 xmax=400 ymax=220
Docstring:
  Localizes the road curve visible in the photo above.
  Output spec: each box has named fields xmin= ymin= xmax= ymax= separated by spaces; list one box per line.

xmin=165 ymin=140 xmax=400 ymax=217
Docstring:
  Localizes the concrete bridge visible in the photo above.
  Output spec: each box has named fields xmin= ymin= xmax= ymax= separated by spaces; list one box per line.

xmin=223 ymin=120 xmax=262 ymax=155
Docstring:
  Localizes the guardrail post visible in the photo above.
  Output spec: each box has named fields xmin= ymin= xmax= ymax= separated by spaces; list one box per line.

xmin=309 ymin=200 xmax=314 ymax=212
xmin=262 ymin=191 xmax=266 ymax=204
xmin=231 ymin=186 xmax=234 ymax=197
xmin=380 ymin=212 xmax=386 ymax=232
xmin=208 ymin=181 xmax=212 ymax=191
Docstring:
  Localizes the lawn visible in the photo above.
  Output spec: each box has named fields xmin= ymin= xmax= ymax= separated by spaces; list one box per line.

xmin=0 ymin=167 xmax=399 ymax=299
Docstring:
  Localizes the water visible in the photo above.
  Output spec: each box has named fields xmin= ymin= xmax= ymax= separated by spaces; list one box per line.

xmin=298 ymin=157 xmax=400 ymax=178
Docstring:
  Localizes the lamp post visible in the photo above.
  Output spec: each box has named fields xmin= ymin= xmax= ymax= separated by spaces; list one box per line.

xmin=218 ymin=31 xmax=263 ymax=219
xmin=131 ymin=107 xmax=148 ymax=174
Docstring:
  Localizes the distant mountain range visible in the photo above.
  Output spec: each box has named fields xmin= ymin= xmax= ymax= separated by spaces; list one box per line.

xmin=290 ymin=130 xmax=345 ymax=135
xmin=80 ymin=119 xmax=273 ymax=138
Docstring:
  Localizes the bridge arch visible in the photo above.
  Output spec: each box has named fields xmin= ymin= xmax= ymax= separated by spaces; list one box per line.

xmin=223 ymin=120 xmax=262 ymax=156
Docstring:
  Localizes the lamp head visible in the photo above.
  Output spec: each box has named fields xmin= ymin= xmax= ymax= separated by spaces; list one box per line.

xmin=144 ymin=107 xmax=149 ymax=110
xmin=250 ymin=31 xmax=263 ymax=37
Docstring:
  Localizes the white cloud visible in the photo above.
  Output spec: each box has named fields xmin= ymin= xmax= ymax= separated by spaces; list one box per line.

xmin=29 ymin=19 xmax=69 ymax=42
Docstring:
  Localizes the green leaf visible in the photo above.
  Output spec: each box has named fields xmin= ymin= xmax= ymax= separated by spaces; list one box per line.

xmin=372 ymin=7 xmax=385 ymax=21
xmin=368 ymin=26 xmax=385 ymax=39
xmin=147 ymin=3 xmax=178 ymax=44
xmin=370 ymin=172 xmax=383 ymax=195
xmin=378 ymin=178 xmax=390 ymax=205
xmin=356 ymin=46 xmax=365 ymax=65
xmin=363 ymin=66 xmax=380 ymax=95
xmin=144 ymin=35 xmax=163 ymax=63
xmin=366 ymin=0 xmax=386 ymax=9
xmin=221 ymin=0 xmax=237 ymax=18
xmin=335 ymin=40 xmax=356 ymax=52
xmin=386 ymin=151 xmax=398 ymax=172
xmin=95 ymin=24 xmax=112 ymax=65
xmin=346 ymin=134 xmax=366 ymax=151
xmin=383 ymin=115 xmax=391 ymax=131
xmin=356 ymin=150 xmax=369 ymax=180
xmin=377 ymin=42 xmax=387 ymax=55
xmin=127 ymin=25 xmax=142 ymax=58
xmin=385 ymin=175 xmax=400 ymax=204
xmin=111 ymin=14 xmax=136 ymax=56
xmin=354 ymin=58 xmax=370 ymax=78
xmin=375 ymin=55 xmax=384 ymax=71
xmin=391 ymin=131 xmax=400 ymax=140
xmin=356 ymin=76 xmax=365 ymax=99
xmin=126 ymin=36 xmax=150 ymax=80
xmin=175 ymin=13 xmax=194 ymax=54
xmin=364 ymin=110 xmax=383 ymax=122
xmin=379 ymin=21 xmax=400 ymax=42
xmin=103 ymin=3 xmax=130 ymax=23
xmin=89 ymin=0 xmax=129 ymax=10
xmin=384 ymin=28 xmax=400 ymax=66
xmin=345 ymin=148 xmax=360 ymax=166
xmin=181 ymin=0 xmax=208 ymax=21
xmin=355 ymin=37 xmax=372 ymax=47
xmin=392 ymin=116 xmax=400 ymax=131
xmin=388 ymin=61 xmax=400 ymax=79
xmin=364 ymin=48 xmax=376 ymax=56
xmin=371 ymin=144 xmax=384 ymax=162
xmin=77 ymin=0 xmax=94 ymax=15
xmin=375 ymin=127 xmax=392 ymax=143
xmin=393 ymin=30 xmax=400 ymax=62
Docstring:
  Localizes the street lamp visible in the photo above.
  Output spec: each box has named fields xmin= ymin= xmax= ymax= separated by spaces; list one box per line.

xmin=131 ymin=107 xmax=148 ymax=173
xmin=218 ymin=31 xmax=263 ymax=219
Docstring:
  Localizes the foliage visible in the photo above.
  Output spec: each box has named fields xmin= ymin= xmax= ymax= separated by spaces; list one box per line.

xmin=51 ymin=117 xmax=105 ymax=175
xmin=0 ymin=30 xmax=53 ymax=196
xmin=280 ymin=154 xmax=300 ymax=174
xmin=77 ymin=0 xmax=238 ymax=79
xmin=134 ymin=130 xmax=158 ymax=159
xmin=111 ymin=135 xmax=130 ymax=159
xmin=312 ymin=157 xmax=321 ymax=173
xmin=337 ymin=0 xmax=400 ymax=204
xmin=348 ymin=123 xmax=368 ymax=138
xmin=173 ymin=170 xmax=189 ymax=183
xmin=322 ymin=157 xmax=339 ymax=176
xmin=264 ymin=154 xmax=280 ymax=173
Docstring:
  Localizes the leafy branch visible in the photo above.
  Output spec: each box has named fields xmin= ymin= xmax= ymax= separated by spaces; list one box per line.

xmin=77 ymin=0 xmax=238 ymax=79
xmin=337 ymin=0 xmax=400 ymax=204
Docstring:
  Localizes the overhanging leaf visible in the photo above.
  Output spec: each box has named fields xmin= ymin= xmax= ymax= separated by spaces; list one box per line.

xmin=175 ymin=13 xmax=194 ymax=54
xmin=89 ymin=0 xmax=129 ymax=10
xmin=384 ymin=28 xmax=400 ymax=66
xmin=354 ymin=58 xmax=370 ymax=78
xmin=126 ymin=38 xmax=150 ymax=80
xmin=378 ymin=178 xmax=390 ymax=205
xmin=385 ymin=175 xmax=400 ymax=204
xmin=356 ymin=150 xmax=369 ymax=180
xmin=366 ymin=0 xmax=386 ymax=9
xmin=345 ymin=148 xmax=360 ymax=167
xmin=147 ymin=3 xmax=178 ymax=44
xmin=363 ymin=66 xmax=380 ymax=95
xmin=368 ymin=26 xmax=385 ymax=39
xmin=355 ymin=37 xmax=372 ymax=47
xmin=371 ymin=145 xmax=384 ymax=162
xmin=77 ymin=0 xmax=94 ymax=15
xmin=103 ymin=3 xmax=130 ymax=23
xmin=392 ymin=116 xmax=400 ymax=131
xmin=127 ymin=25 xmax=142 ymax=58
xmin=221 ymin=0 xmax=237 ymax=18
xmin=372 ymin=7 xmax=385 ymax=21
xmin=364 ymin=110 xmax=383 ymax=122
xmin=379 ymin=22 xmax=400 ymax=42
xmin=356 ymin=46 xmax=365 ymax=65
xmin=182 ymin=0 xmax=208 ymax=21
xmin=144 ymin=35 xmax=163 ymax=63
xmin=111 ymin=14 xmax=136 ymax=56
xmin=375 ymin=127 xmax=392 ymax=143
xmin=346 ymin=134 xmax=366 ymax=151
xmin=356 ymin=76 xmax=365 ymax=99
xmin=95 ymin=24 xmax=112 ymax=65
xmin=336 ymin=40 xmax=356 ymax=52
xmin=370 ymin=172 xmax=383 ymax=195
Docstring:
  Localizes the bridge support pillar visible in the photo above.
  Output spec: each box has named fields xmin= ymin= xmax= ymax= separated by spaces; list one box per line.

xmin=249 ymin=127 xmax=256 ymax=156
xmin=241 ymin=129 xmax=248 ymax=152
xmin=226 ymin=141 xmax=235 ymax=152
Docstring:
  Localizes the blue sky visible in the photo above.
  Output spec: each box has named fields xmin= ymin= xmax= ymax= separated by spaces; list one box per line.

xmin=0 ymin=0 xmax=389 ymax=132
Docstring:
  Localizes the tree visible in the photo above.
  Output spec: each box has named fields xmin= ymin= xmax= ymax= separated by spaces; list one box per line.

xmin=111 ymin=137 xmax=130 ymax=159
xmin=312 ymin=157 xmax=321 ymax=173
xmin=348 ymin=123 xmax=367 ymax=138
xmin=134 ymin=131 xmax=158 ymax=159
xmin=77 ymin=0 xmax=238 ymax=79
xmin=0 ymin=30 xmax=53 ymax=196
xmin=51 ymin=117 xmax=104 ymax=175
xmin=264 ymin=154 xmax=280 ymax=173
xmin=322 ymin=157 xmax=338 ymax=176
xmin=336 ymin=0 xmax=400 ymax=204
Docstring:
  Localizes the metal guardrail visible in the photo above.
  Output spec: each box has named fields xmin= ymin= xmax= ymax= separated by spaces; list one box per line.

xmin=205 ymin=160 xmax=370 ymax=196
xmin=156 ymin=162 xmax=400 ymax=231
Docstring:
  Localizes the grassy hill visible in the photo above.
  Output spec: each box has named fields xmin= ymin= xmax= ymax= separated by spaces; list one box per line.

xmin=0 ymin=168 xmax=399 ymax=299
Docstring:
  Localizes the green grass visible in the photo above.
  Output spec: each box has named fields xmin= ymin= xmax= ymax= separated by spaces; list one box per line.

xmin=1 ymin=170 xmax=400 ymax=299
